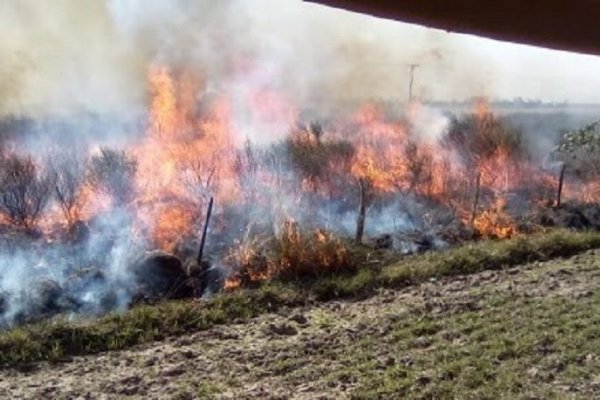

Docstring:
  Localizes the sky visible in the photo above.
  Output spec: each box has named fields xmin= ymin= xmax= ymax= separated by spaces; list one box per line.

xmin=1 ymin=0 xmax=600 ymax=118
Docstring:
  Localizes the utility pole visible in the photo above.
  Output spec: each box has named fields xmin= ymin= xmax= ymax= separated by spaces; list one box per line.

xmin=408 ymin=64 xmax=419 ymax=102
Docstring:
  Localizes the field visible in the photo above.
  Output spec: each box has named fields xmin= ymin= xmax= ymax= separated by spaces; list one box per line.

xmin=0 ymin=230 xmax=599 ymax=399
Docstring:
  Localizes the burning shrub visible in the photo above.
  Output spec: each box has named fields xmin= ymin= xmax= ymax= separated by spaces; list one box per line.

xmin=286 ymin=124 xmax=355 ymax=189
xmin=226 ymin=220 xmax=356 ymax=287
xmin=0 ymin=154 xmax=52 ymax=229
xmin=88 ymin=148 xmax=138 ymax=205
xmin=473 ymin=208 xmax=517 ymax=239
xmin=444 ymin=111 xmax=527 ymax=165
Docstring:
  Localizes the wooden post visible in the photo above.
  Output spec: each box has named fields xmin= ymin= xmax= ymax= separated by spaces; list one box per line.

xmin=556 ymin=164 xmax=566 ymax=208
xmin=197 ymin=197 xmax=214 ymax=265
xmin=470 ymin=171 xmax=481 ymax=227
xmin=355 ymin=178 xmax=369 ymax=244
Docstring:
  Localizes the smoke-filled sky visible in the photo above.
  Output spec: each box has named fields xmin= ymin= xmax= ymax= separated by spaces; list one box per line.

xmin=2 ymin=0 xmax=600 ymax=117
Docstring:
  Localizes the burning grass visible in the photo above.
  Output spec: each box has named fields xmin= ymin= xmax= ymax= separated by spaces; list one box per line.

xmin=1 ymin=228 xmax=599 ymax=368
xmin=225 ymin=221 xmax=360 ymax=287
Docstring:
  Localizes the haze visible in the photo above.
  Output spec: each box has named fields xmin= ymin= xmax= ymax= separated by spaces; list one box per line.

xmin=1 ymin=0 xmax=600 ymax=117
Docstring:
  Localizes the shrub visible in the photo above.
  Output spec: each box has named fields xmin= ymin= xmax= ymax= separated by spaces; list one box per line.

xmin=88 ymin=148 xmax=137 ymax=205
xmin=49 ymin=149 xmax=88 ymax=226
xmin=444 ymin=112 xmax=527 ymax=166
xmin=554 ymin=121 xmax=600 ymax=181
xmin=286 ymin=124 xmax=355 ymax=187
xmin=226 ymin=219 xmax=357 ymax=286
xmin=0 ymin=154 xmax=52 ymax=229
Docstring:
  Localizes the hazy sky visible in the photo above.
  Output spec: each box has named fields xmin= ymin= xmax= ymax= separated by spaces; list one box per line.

xmin=2 ymin=0 xmax=600 ymax=118
xmin=303 ymin=1 xmax=600 ymax=103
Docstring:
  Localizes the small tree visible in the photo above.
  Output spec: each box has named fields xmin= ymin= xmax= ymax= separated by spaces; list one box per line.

xmin=0 ymin=154 xmax=52 ymax=229
xmin=553 ymin=122 xmax=600 ymax=202
xmin=555 ymin=122 xmax=600 ymax=180
xmin=178 ymin=150 xmax=219 ymax=202
xmin=88 ymin=148 xmax=137 ymax=205
xmin=49 ymin=149 xmax=88 ymax=226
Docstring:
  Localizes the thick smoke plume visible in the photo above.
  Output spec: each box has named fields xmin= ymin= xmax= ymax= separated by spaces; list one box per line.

xmin=0 ymin=0 xmax=515 ymax=121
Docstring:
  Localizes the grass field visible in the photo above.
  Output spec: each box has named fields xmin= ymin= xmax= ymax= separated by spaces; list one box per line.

xmin=0 ymin=231 xmax=599 ymax=398
xmin=1 ymin=229 xmax=599 ymax=370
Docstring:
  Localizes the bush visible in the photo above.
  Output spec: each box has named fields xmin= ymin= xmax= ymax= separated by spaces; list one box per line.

xmin=49 ymin=149 xmax=88 ymax=226
xmin=444 ymin=112 xmax=527 ymax=166
xmin=226 ymin=220 xmax=357 ymax=285
xmin=0 ymin=154 xmax=52 ymax=229
xmin=554 ymin=121 xmax=600 ymax=181
xmin=286 ymin=124 xmax=355 ymax=187
xmin=88 ymin=148 xmax=137 ymax=205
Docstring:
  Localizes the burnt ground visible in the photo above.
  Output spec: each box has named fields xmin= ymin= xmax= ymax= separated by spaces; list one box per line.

xmin=1 ymin=250 xmax=599 ymax=399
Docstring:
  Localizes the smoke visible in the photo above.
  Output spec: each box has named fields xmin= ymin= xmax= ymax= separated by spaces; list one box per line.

xmin=406 ymin=103 xmax=449 ymax=145
xmin=0 ymin=208 xmax=140 ymax=326
xmin=3 ymin=0 xmax=599 ymax=122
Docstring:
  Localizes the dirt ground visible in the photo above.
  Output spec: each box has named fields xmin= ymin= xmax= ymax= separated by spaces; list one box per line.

xmin=1 ymin=250 xmax=599 ymax=399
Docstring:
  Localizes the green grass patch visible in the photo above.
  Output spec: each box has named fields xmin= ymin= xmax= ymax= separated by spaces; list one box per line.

xmin=381 ymin=229 xmax=600 ymax=286
xmin=349 ymin=291 xmax=600 ymax=399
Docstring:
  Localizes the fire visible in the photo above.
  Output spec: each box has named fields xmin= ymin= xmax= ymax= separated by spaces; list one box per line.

xmin=223 ymin=218 xmax=351 ymax=289
xmin=131 ymin=66 xmax=238 ymax=250
xmin=472 ymin=198 xmax=517 ymax=239
xmin=2 ymin=62 xmax=598 ymax=292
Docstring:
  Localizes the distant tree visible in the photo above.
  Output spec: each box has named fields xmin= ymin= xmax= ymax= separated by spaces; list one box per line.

xmin=0 ymin=154 xmax=52 ymax=229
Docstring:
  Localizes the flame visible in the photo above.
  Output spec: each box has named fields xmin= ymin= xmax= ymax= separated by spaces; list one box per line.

xmin=130 ymin=66 xmax=238 ymax=250
xmin=4 ymin=63 xmax=599 ymax=288
xmin=472 ymin=198 xmax=517 ymax=239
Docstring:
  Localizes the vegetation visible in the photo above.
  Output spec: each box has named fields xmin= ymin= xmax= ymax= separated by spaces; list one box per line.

xmin=444 ymin=110 xmax=528 ymax=166
xmin=286 ymin=124 xmax=355 ymax=185
xmin=331 ymin=269 xmax=600 ymax=399
xmin=87 ymin=147 xmax=138 ymax=205
xmin=555 ymin=121 xmax=600 ymax=180
xmin=227 ymin=222 xmax=359 ymax=286
xmin=49 ymin=148 xmax=88 ymax=226
xmin=0 ymin=154 xmax=52 ymax=229
xmin=1 ymin=229 xmax=600 ymax=368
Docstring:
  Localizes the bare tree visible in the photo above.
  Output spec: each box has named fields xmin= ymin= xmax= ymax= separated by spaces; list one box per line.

xmin=49 ymin=149 xmax=87 ymax=226
xmin=0 ymin=154 xmax=52 ymax=229
xmin=88 ymin=148 xmax=137 ymax=205
xmin=178 ymin=155 xmax=218 ymax=202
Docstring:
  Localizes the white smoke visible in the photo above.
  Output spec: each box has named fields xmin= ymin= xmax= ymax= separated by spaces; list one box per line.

xmin=2 ymin=0 xmax=600 ymax=122
xmin=0 ymin=207 xmax=142 ymax=327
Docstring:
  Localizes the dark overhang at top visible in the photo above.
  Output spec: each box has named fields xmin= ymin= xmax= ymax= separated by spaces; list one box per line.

xmin=307 ymin=0 xmax=600 ymax=56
